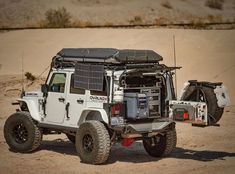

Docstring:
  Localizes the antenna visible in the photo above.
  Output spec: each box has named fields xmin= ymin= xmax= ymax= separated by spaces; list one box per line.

xmin=173 ymin=35 xmax=177 ymax=99
xmin=21 ymin=53 xmax=25 ymax=93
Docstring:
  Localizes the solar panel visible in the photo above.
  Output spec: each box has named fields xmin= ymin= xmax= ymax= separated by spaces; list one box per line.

xmin=74 ymin=63 xmax=104 ymax=91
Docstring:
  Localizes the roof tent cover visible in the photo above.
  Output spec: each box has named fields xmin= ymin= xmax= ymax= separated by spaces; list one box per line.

xmin=55 ymin=48 xmax=163 ymax=64
xmin=116 ymin=49 xmax=162 ymax=63
xmin=58 ymin=48 xmax=118 ymax=59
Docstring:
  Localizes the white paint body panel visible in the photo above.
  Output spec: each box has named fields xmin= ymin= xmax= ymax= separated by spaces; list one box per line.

xmin=17 ymin=98 xmax=42 ymax=122
xmin=214 ymin=84 xmax=231 ymax=108
xmin=169 ymin=100 xmax=208 ymax=125
xmin=178 ymin=82 xmax=190 ymax=100
xmin=45 ymin=92 xmax=66 ymax=124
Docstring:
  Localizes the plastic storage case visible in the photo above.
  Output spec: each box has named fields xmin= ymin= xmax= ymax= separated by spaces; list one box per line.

xmin=124 ymin=93 xmax=148 ymax=120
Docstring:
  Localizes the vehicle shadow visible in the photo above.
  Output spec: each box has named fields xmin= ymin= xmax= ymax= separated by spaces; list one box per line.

xmin=39 ymin=140 xmax=235 ymax=164
xmin=39 ymin=139 xmax=77 ymax=156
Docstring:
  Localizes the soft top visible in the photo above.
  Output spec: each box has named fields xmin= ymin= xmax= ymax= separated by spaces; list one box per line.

xmin=55 ymin=48 xmax=163 ymax=64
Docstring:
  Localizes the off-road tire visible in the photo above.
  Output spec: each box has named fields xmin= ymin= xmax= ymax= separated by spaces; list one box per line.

xmin=4 ymin=111 xmax=42 ymax=152
xmin=75 ymin=121 xmax=111 ymax=164
xmin=181 ymin=86 xmax=224 ymax=124
xmin=66 ymin=134 xmax=75 ymax=144
xmin=143 ymin=128 xmax=177 ymax=157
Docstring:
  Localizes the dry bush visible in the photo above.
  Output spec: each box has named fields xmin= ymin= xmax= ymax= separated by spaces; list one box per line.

xmin=25 ymin=72 xmax=36 ymax=81
xmin=205 ymin=0 xmax=224 ymax=10
xmin=206 ymin=15 xmax=223 ymax=23
xmin=72 ymin=20 xmax=93 ymax=28
xmin=161 ymin=1 xmax=173 ymax=9
xmin=104 ymin=22 xmax=114 ymax=27
xmin=44 ymin=7 xmax=71 ymax=28
xmin=192 ymin=21 xmax=206 ymax=29
xmin=155 ymin=17 xmax=168 ymax=25
xmin=129 ymin=15 xmax=143 ymax=25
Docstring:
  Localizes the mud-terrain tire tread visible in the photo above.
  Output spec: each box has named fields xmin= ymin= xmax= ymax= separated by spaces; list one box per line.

xmin=4 ymin=111 xmax=42 ymax=152
xmin=143 ymin=128 xmax=177 ymax=157
xmin=76 ymin=121 xmax=110 ymax=164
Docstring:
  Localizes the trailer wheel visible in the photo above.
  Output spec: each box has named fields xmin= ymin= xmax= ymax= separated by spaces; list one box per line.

xmin=4 ymin=111 xmax=42 ymax=152
xmin=75 ymin=121 xmax=111 ymax=164
xmin=143 ymin=128 xmax=177 ymax=157
xmin=181 ymin=86 xmax=224 ymax=124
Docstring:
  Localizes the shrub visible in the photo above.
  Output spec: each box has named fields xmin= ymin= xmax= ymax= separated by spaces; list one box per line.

xmin=129 ymin=15 xmax=143 ymax=25
xmin=104 ymin=22 xmax=114 ymax=27
xmin=25 ymin=72 xmax=36 ymax=81
xmin=205 ymin=0 xmax=224 ymax=10
xmin=155 ymin=17 xmax=168 ymax=25
xmin=72 ymin=20 xmax=93 ymax=28
xmin=161 ymin=1 xmax=173 ymax=9
xmin=44 ymin=7 xmax=71 ymax=28
xmin=207 ymin=15 xmax=223 ymax=23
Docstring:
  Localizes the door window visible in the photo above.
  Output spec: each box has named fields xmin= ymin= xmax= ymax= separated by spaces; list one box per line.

xmin=49 ymin=73 xmax=66 ymax=93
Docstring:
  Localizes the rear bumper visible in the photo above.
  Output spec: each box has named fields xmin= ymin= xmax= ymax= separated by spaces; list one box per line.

xmin=112 ymin=119 xmax=175 ymax=138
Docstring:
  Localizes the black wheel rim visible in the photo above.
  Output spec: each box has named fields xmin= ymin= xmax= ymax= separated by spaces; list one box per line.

xmin=12 ymin=123 xmax=28 ymax=144
xmin=186 ymin=90 xmax=206 ymax=102
xmin=82 ymin=134 xmax=94 ymax=153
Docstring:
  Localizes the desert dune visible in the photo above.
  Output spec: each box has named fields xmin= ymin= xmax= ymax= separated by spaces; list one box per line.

xmin=0 ymin=28 xmax=234 ymax=104
xmin=0 ymin=28 xmax=235 ymax=174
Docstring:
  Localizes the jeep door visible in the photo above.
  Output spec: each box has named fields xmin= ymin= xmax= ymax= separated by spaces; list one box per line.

xmin=45 ymin=73 xmax=67 ymax=124
xmin=65 ymin=73 xmax=87 ymax=126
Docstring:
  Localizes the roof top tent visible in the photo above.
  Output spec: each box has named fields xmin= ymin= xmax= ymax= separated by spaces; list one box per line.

xmin=51 ymin=48 xmax=163 ymax=69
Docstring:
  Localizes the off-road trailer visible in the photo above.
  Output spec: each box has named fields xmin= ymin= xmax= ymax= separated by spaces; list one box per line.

xmin=4 ymin=48 xmax=230 ymax=164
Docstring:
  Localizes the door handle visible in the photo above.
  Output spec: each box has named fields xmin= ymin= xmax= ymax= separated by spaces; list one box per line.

xmin=77 ymin=99 xmax=84 ymax=104
xmin=58 ymin=97 xmax=65 ymax=102
xmin=65 ymin=102 xmax=70 ymax=119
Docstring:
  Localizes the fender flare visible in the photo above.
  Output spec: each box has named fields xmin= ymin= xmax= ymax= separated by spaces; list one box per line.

xmin=17 ymin=99 xmax=41 ymax=122
xmin=77 ymin=108 xmax=109 ymax=126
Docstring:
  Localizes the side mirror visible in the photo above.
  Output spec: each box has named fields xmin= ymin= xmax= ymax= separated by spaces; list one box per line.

xmin=41 ymin=84 xmax=49 ymax=94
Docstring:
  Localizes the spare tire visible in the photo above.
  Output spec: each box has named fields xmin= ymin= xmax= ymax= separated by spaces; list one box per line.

xmin=181 ymin=86 xmax=224 ymax=124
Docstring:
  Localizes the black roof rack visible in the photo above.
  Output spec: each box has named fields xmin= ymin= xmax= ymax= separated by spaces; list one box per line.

xmin=52 ymin=48 xmax=163 ymax=68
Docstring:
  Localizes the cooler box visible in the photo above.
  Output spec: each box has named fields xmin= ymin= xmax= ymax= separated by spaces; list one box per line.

xmin=124 ymin=93 xmax=148 ymax=120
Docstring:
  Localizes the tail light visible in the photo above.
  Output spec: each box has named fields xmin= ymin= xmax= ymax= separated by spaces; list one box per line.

xmin=111 ymin=103 xmax=122 ymax=116
xmin=183 ymin=112 xmax=189 ymax=120
xmin=122 ymin=138 xmax=134 ymax=147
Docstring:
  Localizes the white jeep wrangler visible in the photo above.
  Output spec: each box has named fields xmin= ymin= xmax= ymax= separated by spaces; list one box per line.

xmin=4 ymin=48 xmax=230 ymax=164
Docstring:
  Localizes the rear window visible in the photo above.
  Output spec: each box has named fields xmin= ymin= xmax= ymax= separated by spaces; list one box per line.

xmin=70 ymin=74 xmax=85 ymax=94
xmin=90 ymin=76 xmax=110 ymax=96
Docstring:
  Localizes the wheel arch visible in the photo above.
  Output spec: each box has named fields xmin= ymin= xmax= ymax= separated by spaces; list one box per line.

xmin=77 ymin=109 xmax=109 ymax=126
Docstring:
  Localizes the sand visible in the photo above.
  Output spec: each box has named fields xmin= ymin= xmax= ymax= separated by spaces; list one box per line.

xmin=1 ymin=0 xmax=235 ymax=28
xmin=0 ymin=28 xmax=235 ymax=174
xmin=0 ymin=28 xmax=234 ymax=104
